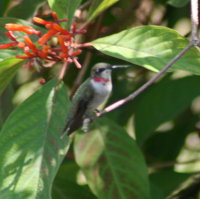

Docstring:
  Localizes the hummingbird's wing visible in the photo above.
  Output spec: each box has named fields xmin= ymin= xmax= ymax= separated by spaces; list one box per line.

xmin=63 ymin=79 xmax=94 ymax=135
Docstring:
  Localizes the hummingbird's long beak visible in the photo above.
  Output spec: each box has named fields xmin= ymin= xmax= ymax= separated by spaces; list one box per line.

xmin=111 ymin=65 xmax=131 ymax=70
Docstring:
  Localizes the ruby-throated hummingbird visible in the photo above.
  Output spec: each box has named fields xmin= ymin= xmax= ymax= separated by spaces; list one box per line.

xmin=63 ymin=62 xmax=121 ymax=136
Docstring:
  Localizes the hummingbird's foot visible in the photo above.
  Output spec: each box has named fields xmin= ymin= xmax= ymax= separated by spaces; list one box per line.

xmin=95 ymin=109 xmax=100 ymax=113
xmin=82 ymin=115 xmax=94 ymax=132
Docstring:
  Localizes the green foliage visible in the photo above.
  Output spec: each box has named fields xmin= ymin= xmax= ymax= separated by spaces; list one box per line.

xmin=48 ymin=0 xmax=82 ymax=28
xmin=134 ymin=75 xmax=200 ymax=144
xmin=167 ymin=0 xmax=190 ymax=7
xmin=0 ymin=0 xmax=12 ymax=16
xmin=92 ymin=26 xmax=200 ymax=75
xmin=0 ymin=17 xmax=45 ymax=45
xmin=0 ymin=58 xmax=22 ymax=94
xmin=6 ymin=0 xmax=46 ymax=19
xmin=0 ymin=1 xmax=200 ymax=199
xmin=52 ymin=162 xmax=96 ymax=199
xmin=150 ymin=170 xmax=191 ymax=198
xmin=0 ymin=79 xmax=70 ymax=199
xmin=74 ymin=118 xmax=151 ymax=199
xmin=88 ymin=0 xmax=119 ymax=22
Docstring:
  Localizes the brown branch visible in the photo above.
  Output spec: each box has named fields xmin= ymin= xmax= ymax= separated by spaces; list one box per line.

xmin=97 ymin=43 xmax=193 ymax=117
xmin=149 ymin=158 xmax=200 ymax=169
xmin=97 ymin=0 xmax=200 ymax=117
xmin=167 ymin=174 xmax=200 ymax=199
xmin=191 ymin=0 xmax=199 ymax=43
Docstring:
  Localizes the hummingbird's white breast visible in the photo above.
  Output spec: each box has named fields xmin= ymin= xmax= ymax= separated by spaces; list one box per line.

xmin=89 ymin=77 xmax=112 ymax=111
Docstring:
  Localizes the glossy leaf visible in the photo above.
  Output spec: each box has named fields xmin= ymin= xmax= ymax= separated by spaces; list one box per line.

xmin=0 ymin=0 xmax=12 ymax=16
xmin=150 ymin=170 xmax=191 ymax=198
xmin=88 ymin=0 xmax=119 ymax=22
xmin=74 ymin=117 xmax=151 ymax=199
xmin=0 ymin=57 xmax=23 ymax=94
xmin=7 ymin=0 xmax=46 ymax=19
xmin=53 ymin=162 xmax=97 ymax=199
xmin=134 ymin=75 xmax=200 ymax=144
xmin=0 ymin=79 xmax=70 ymax=199
xmin=167 ymin=0 xmax=190 ymax=7
xmin=144 ymin=111 xmax=198 ymax=163
xmin=48 ymin=0 xmax=82 ymax=28
xmin=92 ymin=26 xmax=200 ymax=75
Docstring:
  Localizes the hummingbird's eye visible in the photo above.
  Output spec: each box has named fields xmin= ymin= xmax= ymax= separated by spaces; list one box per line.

xmin=98 ymin=68 xmax=105 ymax=73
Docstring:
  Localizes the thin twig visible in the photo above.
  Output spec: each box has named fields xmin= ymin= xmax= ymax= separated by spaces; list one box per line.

xmin=97 ymin=0 xmax=200 ymax=117
xmin=79 ymin=0 xmax=93 ymax=10
xmin=98 ymin=43 xmax=193 ymax=117
xmin=149 ymin=158 xmax=200 ymax=169
xmin=191 ymin=0 xmax=199 ymax=43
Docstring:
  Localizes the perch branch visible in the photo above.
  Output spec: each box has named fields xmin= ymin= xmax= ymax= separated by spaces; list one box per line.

xmin=97 ymin=43 xmax=193 ymax=117
xmin=191 ymin=0 xmax=199 ymax=43
xmin=97 ymin=0 xmax=200 ymax=117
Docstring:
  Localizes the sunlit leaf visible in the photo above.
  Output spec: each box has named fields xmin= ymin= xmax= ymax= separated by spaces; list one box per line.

xmin=167 ymin=0 xmax=190 ymax=7
xmin=88 ymin=0 xmax=119 ymax=22
xmin=0 ymin=79 xmax=70 ymax=199
xmin=74 ymin=117 xmax=151 ymax=199
xmin=6 ymin=0 xmax=46 ymax=19
xmin=0 ymin=57 xmax=23 ymax=94
xmin=0 ymin=0 xmax=12 ymax=17
xmin=92 ymin=26 xmax=200 ymax=75
xmin=48 ymin=0 xmax=82 ymax=28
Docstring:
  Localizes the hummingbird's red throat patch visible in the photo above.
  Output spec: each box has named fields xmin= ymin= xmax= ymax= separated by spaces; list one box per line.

xmin=93 ymin=77 xmax=110 ymax=84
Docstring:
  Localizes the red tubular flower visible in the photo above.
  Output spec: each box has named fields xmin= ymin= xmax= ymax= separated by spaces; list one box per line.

xmin=24 ymin=46 xmax=35 ymax=58
xmin=52 ymin=23 xmax=70 ymax=35
xmin=0 ymin=42 xmax=18 ymax=49
xmin=72 ymin=49 xmax=82 ymax=57
xmin=57 ymin=35 xmax=68 ymax=54
xmin=17 ymin=42 xmax=26 ymax=48
xmin=39 ymin=45 xmax=50 ymax=59
xmin=59 ymin=52 xmax=68 ymax=59
xmin=52 ymin=12 xmax=58 ymax=21
xmin=38 ymin=29 xmax=57 ymax=45
xmin=72 ymin=23 xmax=76 ymax=33
xmin=24 ymin=36 xmax=38 ymax=54
xmin=5 ymin=31 xmax=17 ymax=41
xmin=33 ymin=17 xmax=49 ymax=25
xmin=5 ymin=24 xmax=41 ymax=35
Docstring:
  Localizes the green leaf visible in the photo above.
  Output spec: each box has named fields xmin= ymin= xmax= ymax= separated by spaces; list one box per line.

xmin=0 ymin=57 xmax=23 ymax=94
xmin=150 ymin=170 xmax=191 ymax=197
xmin=134 ymin=75 xmax=200 ymax=144
xmin=0 ymin=0 xmax=12 ymax=16
xmin=74 ymin=117 xmax=151 ymax=199
xmin=167 ymin=0 xmax=190 ymax=7
xmin=48 ymin=0 xmax=82 ymax=28
xmin=53 ymin=162 xmax=97 ymax=199
xmin=88 ymin=0 xmax=119 ymax=22
xmin=144 ymin=111 xmax=198 ymax=163
xmin=6 ymin=0 xmax=46 ymax=19
xmin=0 ymin=79 xmax=70 ymax=199
xmin=92 ymin=26 xmax=200 ymax=75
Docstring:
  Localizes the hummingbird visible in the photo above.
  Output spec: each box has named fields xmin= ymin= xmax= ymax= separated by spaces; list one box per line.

xmin=63 ymin=62 xmax=121 ymax=136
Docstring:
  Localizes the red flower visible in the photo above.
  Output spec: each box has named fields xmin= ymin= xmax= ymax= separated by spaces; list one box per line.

xmin=5 ymin=24 xmax=41 ymax=35
xmin=0 ymin=12 xmax=90 ymax=74
xmin=0 ymin=42 xmax=18 ymax=49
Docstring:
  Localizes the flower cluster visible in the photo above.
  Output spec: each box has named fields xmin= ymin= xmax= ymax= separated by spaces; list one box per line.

xmin=0 ymin=12 xmax=88 ymax=70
